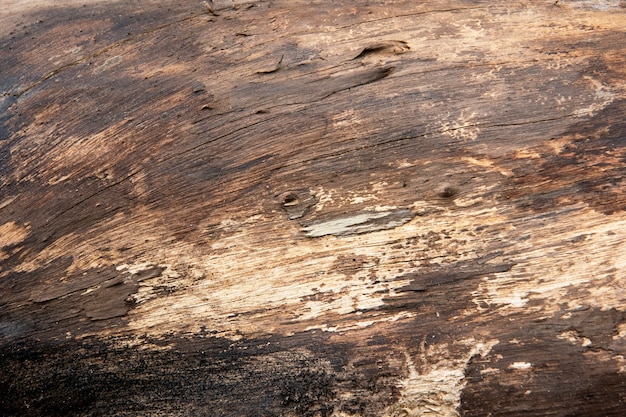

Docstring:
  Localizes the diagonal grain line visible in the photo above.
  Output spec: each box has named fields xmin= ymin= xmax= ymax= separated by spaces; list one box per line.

xmin=43 ymin=167 xmax=144 ymax=230
xmin=333 ymin=6 xmax=489 ymax=30
xmin=280 ymin=113 xmax=580 ymax=169
xmin=4 ymin=13 xmax=201 ymax=98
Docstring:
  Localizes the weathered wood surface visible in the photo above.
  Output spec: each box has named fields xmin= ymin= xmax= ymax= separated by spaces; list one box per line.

xmin=1 ymin=0 xmax=626 ymax=415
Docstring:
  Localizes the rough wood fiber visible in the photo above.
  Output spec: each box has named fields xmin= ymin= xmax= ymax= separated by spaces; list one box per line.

xmin=1 ymin=0 xmax=626 ymax=416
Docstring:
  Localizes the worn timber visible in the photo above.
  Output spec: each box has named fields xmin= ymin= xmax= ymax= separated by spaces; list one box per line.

xmin=1 ymin=0 xmax=626 ymax=416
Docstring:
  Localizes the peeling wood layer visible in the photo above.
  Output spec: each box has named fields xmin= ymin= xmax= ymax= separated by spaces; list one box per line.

xmin=1 ymin=0 xmax=626 ymax=416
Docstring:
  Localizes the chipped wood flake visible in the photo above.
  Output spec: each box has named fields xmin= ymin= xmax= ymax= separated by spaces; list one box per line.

xmin=509 ymin=362 xmax=532 ymax=370
xmin=302 ymin=209 xmax=414 ymax=237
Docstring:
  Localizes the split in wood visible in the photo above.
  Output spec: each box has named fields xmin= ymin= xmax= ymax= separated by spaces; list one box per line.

xmin=353 ymin=40 xmax=410 ymax=60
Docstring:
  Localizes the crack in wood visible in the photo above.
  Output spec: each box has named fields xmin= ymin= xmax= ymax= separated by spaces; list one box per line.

xmin=352 ymin=40 xmax=410 ymax=60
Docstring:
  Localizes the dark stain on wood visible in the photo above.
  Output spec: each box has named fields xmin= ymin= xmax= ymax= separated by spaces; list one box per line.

xmin=511 ymin=99 xmax=626 ymax=215
xmin=395 ymin=262 xmax=514 ymax=292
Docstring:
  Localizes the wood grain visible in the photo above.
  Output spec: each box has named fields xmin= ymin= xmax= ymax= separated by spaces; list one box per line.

xmin=1 ymin=0 xmax=626 ymax=415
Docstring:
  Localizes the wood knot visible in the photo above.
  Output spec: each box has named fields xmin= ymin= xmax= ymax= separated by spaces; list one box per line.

xmin=437 ymin=184 xmax=458 ymax=199
xmin=280 ymin=190 xmax=318 ymax=220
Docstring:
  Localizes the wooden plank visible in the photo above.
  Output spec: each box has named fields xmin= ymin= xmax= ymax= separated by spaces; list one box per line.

xmin=1 ymin=0 xmax=626 ymax=415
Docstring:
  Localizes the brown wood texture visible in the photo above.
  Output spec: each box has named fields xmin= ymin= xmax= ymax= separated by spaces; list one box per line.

xmin=1 ymin=0 xmax=626 ymax=415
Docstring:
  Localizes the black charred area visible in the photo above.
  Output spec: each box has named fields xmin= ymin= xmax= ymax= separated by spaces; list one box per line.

xmin=2 ymin=305 xmax=624 ymax=416
xmin=0 ymin=332 xmax=403 ymax=417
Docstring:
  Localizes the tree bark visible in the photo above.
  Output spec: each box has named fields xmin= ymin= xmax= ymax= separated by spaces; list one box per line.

xmin=1 ymin=1 xmax=626 ymax=415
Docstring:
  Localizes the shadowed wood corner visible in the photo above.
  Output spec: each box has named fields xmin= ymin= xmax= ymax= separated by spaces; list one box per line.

xmin=1 ymin=0 xmax=626 ymax=416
